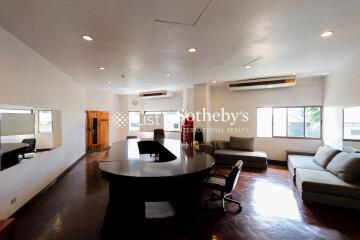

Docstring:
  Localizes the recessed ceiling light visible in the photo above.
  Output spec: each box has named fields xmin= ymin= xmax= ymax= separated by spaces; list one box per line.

xmin=81 ymin=35 xmax=94 ymax=41
xmin=320 ymin=31 xmax=334 ymax=38
xmin=245 ymin=65 xmax=252 ymax=69
xmin=106 ymin=81 xmax=112 ymax=84
xmin=212 ymin=80 xmax=217 ymax=84
xmin=99 ymin=66 xmax=106 ymax=70
xmin=165 ymin=73 xmax=171 ymax=77
xmin=188 ymin=48 xmax=197 ymax=53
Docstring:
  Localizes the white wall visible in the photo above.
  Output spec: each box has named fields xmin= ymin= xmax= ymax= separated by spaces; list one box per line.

xmin=323 ymin=50 xmax=360 ymax=150
xmin=193 ymin=84 xmax=212 ymax=142
xmin=128 ymin=91 xmax=183 ymax=112
xmin=210 ymin=77 xmax=325 ymax=161
xmin=116 ymin=95 xmax=129 ymax=141
xmin=0 ymin=26 xmax=86 ymax=218
xmin=85 ymin=88 xmax=127 ymax=144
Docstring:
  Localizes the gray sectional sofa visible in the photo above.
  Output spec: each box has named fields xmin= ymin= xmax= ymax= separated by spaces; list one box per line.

xmin=288 ymin=146 xmax=360 ymax=210
xmin=202 ymin=137 xmax=267 ymax=169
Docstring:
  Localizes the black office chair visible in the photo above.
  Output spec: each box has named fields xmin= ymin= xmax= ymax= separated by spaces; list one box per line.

xmin=203 ymin=160 xmax=243 ymax=212
xmin=126 ymin=136 xmax=137 ymax=140
xmin=21 ymin=138 xmax=36 ymax=159
xmin=153 ymin=129 xmax=165 ymax=141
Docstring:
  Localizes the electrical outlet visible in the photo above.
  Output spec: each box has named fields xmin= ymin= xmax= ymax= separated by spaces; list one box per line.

xmin=11 ymin=197 xmax=16 ymax=204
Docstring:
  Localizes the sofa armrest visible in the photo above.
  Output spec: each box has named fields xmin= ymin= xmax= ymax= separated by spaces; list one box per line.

xmin=199 ymin=144 xmax=214 ymax=155
xmin=286 ymin=150 xmax=316 ymax=159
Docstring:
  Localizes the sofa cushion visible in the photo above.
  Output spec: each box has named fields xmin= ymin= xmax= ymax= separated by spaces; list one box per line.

xmin=214 ymin=149 xmax=266 ymax=163
xmin=211 ymin=141 xmax=230 ymax=150
xmin=229 ymin=137 xmax=254 ymax=151
xmin=287 ymin=155 xmax=325 ymax=179
xmin=326 ymin=152 xmax=360 ymax=182
xmin=214 ymin=141 xmax=225 ymax=150
xmin=296 ymin=169 xmax=360 ymax=199
xmin=313 ymin=145 xmax=340 ymax=168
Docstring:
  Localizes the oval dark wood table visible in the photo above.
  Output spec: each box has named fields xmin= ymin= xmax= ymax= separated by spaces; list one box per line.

xmin=99 ymin=139 xmax=215 ymax=219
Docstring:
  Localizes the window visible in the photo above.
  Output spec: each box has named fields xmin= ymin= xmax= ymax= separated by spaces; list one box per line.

xmin=38 ymin=110 xmax=53 ymax=133
xmin=257 ymin=106 xmax=321 ymax=139
xmin=144 ymin=111 xmax=162 ymax=115
xmin=128 ymin=111 xmax=140 ymax=131
xmin=273 ymin=108 xmax=287 ymax=137
xmin=0 ymin=108 xmax=32 ymax=114
xmin=305 ymin=107 xmax=321 ymax=138
xmin=257 ymin=108 xmax=272 ymax=137
xmin=343 ymin=107 xmax=360 ymax=141
xmin=163 ymin=111 xmax=181 ymax=132
xmin=288 ymin=107 xmax=305 ymax=137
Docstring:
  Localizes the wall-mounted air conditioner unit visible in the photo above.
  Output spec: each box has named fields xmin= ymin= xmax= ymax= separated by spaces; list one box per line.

xmin=228 ymin=75 xmax=296 ymax=91
xmin=139 ymin=90 xmax=174 ymax=99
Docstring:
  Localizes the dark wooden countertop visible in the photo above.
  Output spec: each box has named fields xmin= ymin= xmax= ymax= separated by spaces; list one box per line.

xmin=99 ymin=139 xmax=215 ymax=178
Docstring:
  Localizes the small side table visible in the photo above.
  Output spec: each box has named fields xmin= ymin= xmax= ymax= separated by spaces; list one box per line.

xmin=0 ymin=218 xmax=15 ymax=240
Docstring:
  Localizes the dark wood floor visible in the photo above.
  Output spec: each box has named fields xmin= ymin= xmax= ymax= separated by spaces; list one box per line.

xmin=13 ymin=151 xmax=360 ymax=240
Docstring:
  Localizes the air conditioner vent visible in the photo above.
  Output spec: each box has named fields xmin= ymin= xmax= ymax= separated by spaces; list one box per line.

xmin=228 ymin=76 xmax=296 ymax=91
xmin=139 ymin=91 xmax=174 ymax=98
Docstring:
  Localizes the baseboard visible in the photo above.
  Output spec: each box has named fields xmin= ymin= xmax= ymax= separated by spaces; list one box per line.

xmin=10 ymin=153 xmax=86 ymax=218
xmin=268 ymin=159 xmax=287 ymax=165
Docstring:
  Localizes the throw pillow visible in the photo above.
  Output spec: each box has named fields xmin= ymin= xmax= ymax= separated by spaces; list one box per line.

xmin=229 ymin=137 xmax=254 ymax=151
xmin=216 ymin=141 xmax=226 ymax=150
xmin=313 ymin=145 xmax=340 ymax=168
xmin=326 ymin=152 xmax=360 ymax=182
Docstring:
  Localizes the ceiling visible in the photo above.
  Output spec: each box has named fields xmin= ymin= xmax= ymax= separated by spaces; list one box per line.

xmin=1 ymin=0 xmax=360 ymax=94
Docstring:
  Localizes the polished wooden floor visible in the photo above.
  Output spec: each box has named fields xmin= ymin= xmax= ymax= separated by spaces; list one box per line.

xmin=13 ymin=151 xmax=360 ymax=240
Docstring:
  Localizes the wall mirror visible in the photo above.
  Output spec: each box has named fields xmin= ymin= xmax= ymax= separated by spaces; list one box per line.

xmin=0 ymin=104 xmax=62 ymax=171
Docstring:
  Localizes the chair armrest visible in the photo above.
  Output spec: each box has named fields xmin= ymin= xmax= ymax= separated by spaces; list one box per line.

xmin=214 ymin=162 xmax=235 ymax=168
xmin=210 ymin=166 xmax=231 ymax=177
xmin=208 ymin=173 xmax=228 ymax=179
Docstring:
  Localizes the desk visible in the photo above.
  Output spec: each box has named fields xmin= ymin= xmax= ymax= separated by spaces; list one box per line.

xmin=0 ymin=143 xmax=29 ymax=170
xmin=0 ymin=218 xmax=15 ymax=240
xmin=99 ymin=139 xmax=215 ymax=218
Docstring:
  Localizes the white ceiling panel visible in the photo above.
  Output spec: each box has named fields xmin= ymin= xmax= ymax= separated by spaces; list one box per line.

xmin=0 ymin=0 xmax=360 ymax=94
xmin=155 ymin=0 xmax=210 ymax=25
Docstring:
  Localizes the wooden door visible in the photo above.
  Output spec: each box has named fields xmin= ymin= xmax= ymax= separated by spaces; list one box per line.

xmin=86 ymin=111 xmax=109 ymax=152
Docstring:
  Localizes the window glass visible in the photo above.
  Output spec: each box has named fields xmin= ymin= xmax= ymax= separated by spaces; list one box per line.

xmin=256 ymin=108 xmax=272 ymax=137
xmin=305 ymin=107 xmax=321 ymax=138
xmin=344 ymin=107 xmax=360 ymax=140
xmin=273 ymin=108 xmax=287 ymax=137
xmin=287 ymin=108 xmax=304 ymax=137
xmin=39 ymin=110 xmax=53 ymax=133
xmin=128 ymin=111 xmax=140 ymax=131
xmin=164 ymin=111 xmax=181 ymax=131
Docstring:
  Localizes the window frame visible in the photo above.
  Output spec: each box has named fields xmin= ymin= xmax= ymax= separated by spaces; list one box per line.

xmin=343 ymin=108 xmax=360 ymax=142
xmin=257 ymin=106 xmax=322 ymax=140
xmin=38 ymin=110 xmax=53 ymax=133
xmin=162 ymin=110 xmax=181 ymax=132
xmin=0 ymin=108 xmax=33 ymax=114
